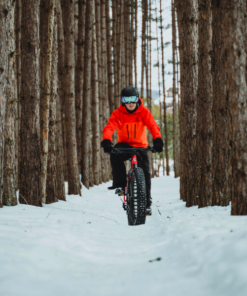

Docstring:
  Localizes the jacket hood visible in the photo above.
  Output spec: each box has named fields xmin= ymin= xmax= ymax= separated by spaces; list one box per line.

xmin=119 ymin=98 xmax=144 ymax=114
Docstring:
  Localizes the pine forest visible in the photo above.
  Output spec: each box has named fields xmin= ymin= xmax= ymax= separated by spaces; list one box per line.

xmin=1 ymin=0 xmax=247 ymax=294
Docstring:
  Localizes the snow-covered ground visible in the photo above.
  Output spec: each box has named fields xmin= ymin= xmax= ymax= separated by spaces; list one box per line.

xmin=1 ymin=174 xmax=247 ymax=296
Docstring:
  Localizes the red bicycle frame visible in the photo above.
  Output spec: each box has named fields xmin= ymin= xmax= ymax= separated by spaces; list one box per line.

xmin=131 ymin=155 xmax=138 ymax=167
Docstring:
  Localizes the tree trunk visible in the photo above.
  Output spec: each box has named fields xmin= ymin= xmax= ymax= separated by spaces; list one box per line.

xmin=106 ymin=0 xmax=114 ymax=115
xmin=175 ymin=0 xmax=198 ymax=204
xmin=120 ymin=0 xmax=126 ymax=89
xmin=75 ymin=0 xmax=86 ymax=173
xmin=95 ymin=0 xmax=104 ymax=184
xmin=46 ymin=3 xmax=58 ymax=204
xmin=41 ymin=0 xmax=55 ymax=204
xmin=15 ymin=0 xmax=22 ymax=192
xmin=160 ymin=0 xmax=170 ymax=176
xmin=91 ymin=15 xmax=100 ymax=186
xmin=57 ymin=0 xmax=68 ymax=182
xmin=81 ymin=0 xmax=94 ymax=189
xmin=63 ymin=0 xmax=81 ymax=195
xmin=226 ymin=1 xmax=247 ymax=215
xmin=211 ymin=0 xmax=230 ymax=206
xmin=141 ymin=0 xmax=146 ymax=98
xmin=3 ymin=0 xmax=17 ymax=206
xmin=134 ymin=0 xmax=138 ymax=88
xmin=20 ymin=0 xmax=42 ymax=206
xmin=193 ymin=0 xmax=213 ymax=207
xmin=55 ymin=0 xmax=66 ymax=201
xmin=172 ymin=0 xmax=179 ymax=178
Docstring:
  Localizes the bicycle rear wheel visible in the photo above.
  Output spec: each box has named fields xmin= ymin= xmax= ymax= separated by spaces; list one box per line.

xmin=127 ymin=167 xmax=147 ymax=226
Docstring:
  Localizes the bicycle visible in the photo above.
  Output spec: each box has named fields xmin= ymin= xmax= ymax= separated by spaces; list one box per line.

xmin=111 ymin=147 xmax=155 ymax=226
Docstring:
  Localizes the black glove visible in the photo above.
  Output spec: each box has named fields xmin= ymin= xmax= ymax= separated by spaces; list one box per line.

xmin=101 ymin=139 xmax=113 ymax=153
xmin=153 ymin=138 xmax=163 ymax=152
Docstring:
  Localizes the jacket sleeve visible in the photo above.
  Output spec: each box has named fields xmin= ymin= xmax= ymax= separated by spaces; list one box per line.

xmin=102 ymin=110 xmax=120 ymax=142
xmin=142 ymin=107 xmax=162 ymax=139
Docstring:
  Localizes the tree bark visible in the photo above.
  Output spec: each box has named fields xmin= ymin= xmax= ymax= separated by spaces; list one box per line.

xmin=46 ymin=3 xmax=58 ymax=204
xmin=55 ymin=0 xmax=66 ymax=201
xmin=211 ymin=0 xmax=230 ymax=206
xmin=75 ymin=0 xmax=86 ymax=173
xmin=41 ymin=0 xmax=55 ymax=204
xmin=106 ymin=0 xmax=114 ymax=115
xmin=81 ymin=0 xmax=94 ymax=188
xmin=20 ymin=0 xmax=42 ymax=206
xmin=134 ymin=0 xmax=138 ymax=88
xmin=57 ymin=0 xmax=68 ymax=182
xmin=175 ymin=0 xmax=198 ymax=204
xmin=15 ymin=0 xmax=21 ymax=192
xmin=63 ymin=0 xmax=81 ymax=195
xmin=3 ymin=0 xmax=17 ymax=206
xmin=226 ymin=1 xmax=247 ymax=215
xmin=91 ymin=15 xmax=100 ymax=186
xmin=172 ymin=0 xmax=179 ymax=178
xmin=193 ymin=0 xmax=213 ymax=207
xmin=160 ymin=0 xmax=170 ymax=176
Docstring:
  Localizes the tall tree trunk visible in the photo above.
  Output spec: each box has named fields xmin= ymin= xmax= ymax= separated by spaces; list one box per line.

xmin=193 ymin=0 xmax=213 ymax=207
xmin=95 ymin=0 xmax=104 ymax=183
xmin=141 ymin=0 xmax=146 ymax=98
xmin=175 ymin=0 xmax=185 ymax=199
xmin=155 ymin=0 xmax=164 ymax=176
xmin=75 ymin=0 xmax=86 ymax=173
xmin=91 ymin=14 xmax=100 ymax=186
xmin=101 ymin=0 xmax=111 ymax=182
xmin=0 ymin=1 xmax=11 ymax=207
xmin=226 ymin=1 xmax=247 ymax=215
xmin=160 ymin=0 xmax=170 ymax=176
xmin=120 ymin=0 xmax=126 ymax=89
xmin=172 ymin=0 xmax=179 ymax=178
xmin=134 ymin=0 xmax=138 ymax=88
xmin=112 ymin=0 xmax=119 ymax=108
xmin=15 ymin=0 xmax=21 ymax=191
xmin=211 ymin=0 xmax=230 ymax=206
xmin=176 ymin=0 xmax=198 ymax=206
xmin=106 ymin=0 xmax=114 ymax=115
xmin=46 ymin=3 xmax=58 ymax=204
xmin=63 ymin=0 xmax=81 ymax=195
xmin=41 ymin=0 xmax=55 ymax=204
xmin=3 ymin=0 xmax=17 ymax=206
xmin=20 ymin=0 xmax=42 ymax=206
xmin=56 ymin=0 xmax=66 ymax=201
xmin=81 ymin=0 xmax=94 ymax=188
xmin=57 ymin=0 xmax=68 ymax=182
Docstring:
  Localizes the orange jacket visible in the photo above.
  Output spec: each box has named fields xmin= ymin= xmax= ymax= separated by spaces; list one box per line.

xmin=102 ymin=98 xmax=161 ymax=148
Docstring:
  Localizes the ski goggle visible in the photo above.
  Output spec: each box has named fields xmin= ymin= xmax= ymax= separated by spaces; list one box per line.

xmin=122 ymin=96 xmax=139 ymax=104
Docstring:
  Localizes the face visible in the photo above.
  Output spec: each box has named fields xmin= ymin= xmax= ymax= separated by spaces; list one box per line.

xmin=125 ymin=103 xmax=137 ymax=110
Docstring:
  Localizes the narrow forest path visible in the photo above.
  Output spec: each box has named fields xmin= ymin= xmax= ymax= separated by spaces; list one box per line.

xmin=1 ymin=174 xmax=247 ymax=296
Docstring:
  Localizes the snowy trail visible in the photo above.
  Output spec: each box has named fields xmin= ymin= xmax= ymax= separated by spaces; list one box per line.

xmin=1 ymin=174 xmax=247 ymax=296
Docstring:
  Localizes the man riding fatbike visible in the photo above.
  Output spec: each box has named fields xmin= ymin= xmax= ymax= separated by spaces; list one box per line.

xmin=101 ymin=86 xmax=164 ymax=215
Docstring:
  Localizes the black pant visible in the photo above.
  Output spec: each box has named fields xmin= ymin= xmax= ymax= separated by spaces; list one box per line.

xmin=110 ymin=143 xmax=151 ymax=205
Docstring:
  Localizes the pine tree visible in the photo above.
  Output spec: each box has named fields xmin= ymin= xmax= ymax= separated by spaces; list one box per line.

xmin=81 ymin=0 xmax=94 ymax=188
xmin=3 ymin=0 xmax=17 ymax=206
xmin=193 ymin=0 xmax=213 ymax=207
xmin=63 ymin=0 xmax=81 ymax=195
xmin=19 ymin=0 xmax=42 ymax=206
xmin=211 ymin=0 xmax=230 ymax=206
xmin=160 ymin=0 xmax=170 ymax=176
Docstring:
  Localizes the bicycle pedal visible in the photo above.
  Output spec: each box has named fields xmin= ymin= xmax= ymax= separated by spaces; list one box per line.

xmin=115 ymin=188 xmax=125 ymax=195
xmin=118 ymin=193 xmax=125 ymax=196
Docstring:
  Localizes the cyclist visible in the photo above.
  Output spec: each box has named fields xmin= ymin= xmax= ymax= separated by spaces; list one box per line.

xmin=101 ymin=86 xmax=163 ymax=214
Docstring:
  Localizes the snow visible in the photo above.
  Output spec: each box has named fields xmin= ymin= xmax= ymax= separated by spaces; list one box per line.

xmin=1 ymin=174 xmax=247 ymax=296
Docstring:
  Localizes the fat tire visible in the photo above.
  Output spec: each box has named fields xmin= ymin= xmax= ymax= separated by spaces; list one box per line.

xmin=127 ymin=167 xmax=147 ymax=226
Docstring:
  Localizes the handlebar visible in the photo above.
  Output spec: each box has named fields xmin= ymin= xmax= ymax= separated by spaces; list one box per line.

xmin=111 ymin=146 xmax=156 ymax=154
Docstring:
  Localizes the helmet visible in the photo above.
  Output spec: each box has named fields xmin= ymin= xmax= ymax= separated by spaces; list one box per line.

xmin=121 ymin=86 xmax=139 ymax=97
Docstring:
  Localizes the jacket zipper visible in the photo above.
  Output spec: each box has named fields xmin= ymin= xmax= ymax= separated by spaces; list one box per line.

xmin=127 ymin=124 xmax=129 ymax=139
xmin=134 ymin=124 xmax=136 ymax=139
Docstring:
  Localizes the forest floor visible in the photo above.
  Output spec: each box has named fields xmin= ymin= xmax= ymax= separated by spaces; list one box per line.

xmin=1 ymin=173 xmax=247 ymax=296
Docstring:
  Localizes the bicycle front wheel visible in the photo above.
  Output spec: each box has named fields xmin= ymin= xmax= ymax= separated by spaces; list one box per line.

xmin=127 ymin=167 xmax=147 ymax=226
